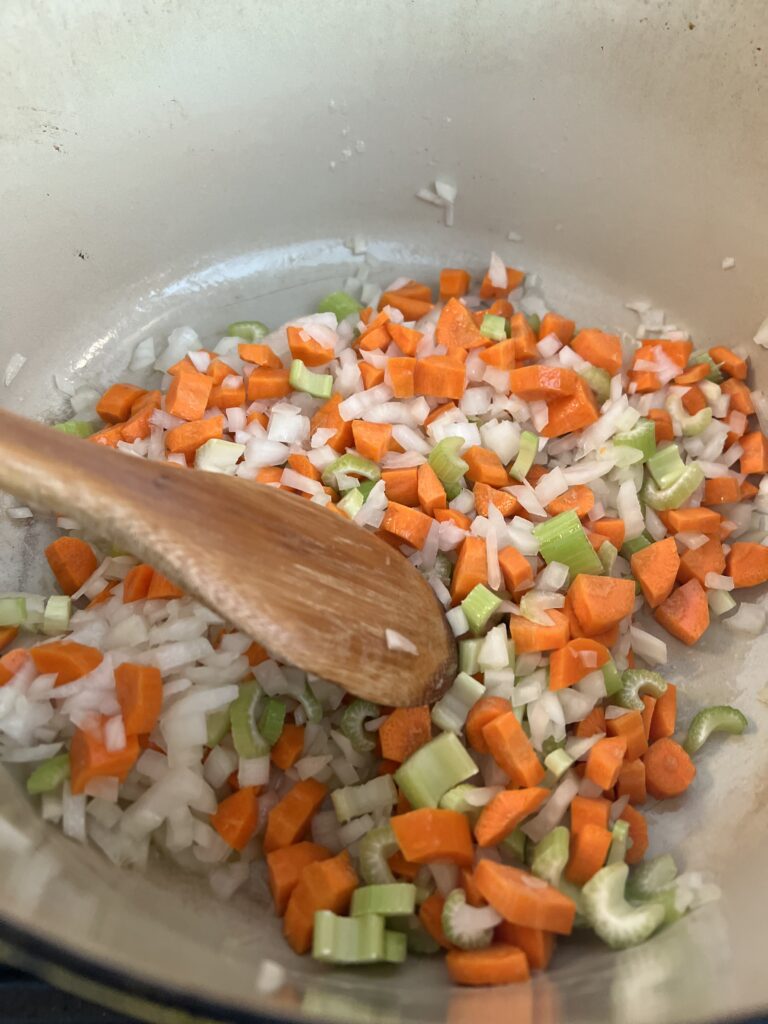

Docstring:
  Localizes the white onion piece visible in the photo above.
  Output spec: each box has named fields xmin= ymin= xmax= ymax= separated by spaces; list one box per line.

xmin=628 ymin=626 xmax=667 ymax=665
xmin=521 ymin=773 xmax=577 ymax=843
xmin=725 ymin=603 xmax=765 ymax=634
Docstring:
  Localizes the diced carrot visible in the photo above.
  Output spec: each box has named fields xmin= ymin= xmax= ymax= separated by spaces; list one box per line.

xmin=415 ymin=463 xmax=446 ymax=515
xmin=386 ymin=322 xmax=423 ymax=356
xmin=246 ymin=368 xmax=291 ymax=400
xmin=266 ymin=841 xmax=331 ymax=916
xmin=463 ymin=446 xmax=509 ymax=487
xmin=548 ymin=638 xmax=610 ymax=691
xmin=286 ymin=453 xmax=321 ymax=482
xmin=434 ymin=508 xmax=471 ymax=530
xmin=270 ymin=723 xmax=305 ymax=771
xmin=722 ymin=378 xmax=754 ymax=414
xmin=660 ymin=507 xmax=721 ymax=534
xmin=726 ymin=541 xmax=768 ymax=587
xmin=509 ymin=610 xmax=570 ymax=654
xmin=740 ymin=481 xmax=759 ymax=501
xmin=546 ymin=484 xmax=594 ymax=519
xmin=644 ymin=738 xmax=696 ymax=801
xmin=379 ymin=281 xmax=433 ymax=320
xmin=632 ymin=339 xmax=693 ymax=377
xmin=649 ymin=683 xmax=677 ymax=741
xmin=439 ymin=268 xmax=471 ymax=301
xmin=146 ymin=571 xmax=184 ymax=600
xmin=648 ymin=408 xmax=674 ymax=442
xmin=264 ymin=778 xmax=329 ymax=853
xmin=739 ymin=431 xmax=768 ymax=475
xmin=413 ymin=356 xmax=466 ymax=399
xmin=247 ymin=410 xmax=269 ymax=429
xmin=479 ymin=266 xmax=525 ymax=299
xmin=498 ymin=547 xmax=533 ymax=593
xmin=70 ymin=718 xmax=140 ymax=795
xmin=574 ymin=706 xmax=606 ymax=739
xmin=617 ymin=760 xmax=646 ymax=805
xmin=237 ymin=343 xmax=282 ymax=368
xmin=446 ymin=944 xmax=530 ymax=986
xmin=381 ymin=467 xmax=419 ymax=506
xmin=379 ymin=707 xmax=432 ymax=763
xmin=388 ymin=850 xmax=420 ymax=880
xmin=562 ymin=591 xmax=620 ymax=647
xmin=565 ymin=823 xmax=611 ymax=885
xmin=122 ymin=564 xmax=154 ymax=603
xmin=674 ymin=363 xmax=710 ymax=385
xmin=496 ymin=922 xmax=555 ymax=972
xmin=461 ymin=867 xmax=485 ymax=908
xmin=451 ymin=537 xmax=488 ymax=603
xmin=386 ymin=356 xmax=417 ymax=398
xmin=508 ymin=314 xmax=539 ymax=362
xmin=122 ymin=400 xmax=160 ymax=440
xmin=0 ymin=627 xmax=18 ymax=653
xmin=474 ymin=860 xmax=576 ymax=935
xmin=473 ymin=482 xmax=519 ymax=518
xmin=709 ymin=345 xmax=747 ymax=380
xmin=131 ymin=388 xmax=162 ymax=415
xmin=641 ymin=696 xmax=657 ymax=740
xmin=585 ymin=737 xmax=627 ymax=790
xmin=541 ymin=377 xmax=599 ymax=437
xmin=357 ymin=311 xmax=390 ymax=352
xmin=391 ymin=809 xmax=474 ymax=867
xmin=677 ymin=536 xmax=725 ymax=588
xmin=606 ymin=710 xmax=648 ymax=761
xmin=681 ymin=386 xmax=707 ymax=415
xmin=702 ymin=476 xmax=740 ymax=505
xmin=359 ymin=362 xmax=385 ymax=389
xmin=509 ymin=366 xmax=579 ymax=402
xmin=208 ymin=379 xmax=246 ymax=410
xmin=424 ymin=402 xmax=457 ymax=427
xmin=0 ymin=649 xmax=30 ymax=686
xmin=87 ymin=424 xmax=125 ymax=447
xmin=380 ymin=501 xmax=433 ymax=549
xmin=283 ymin=850 xmax=358 ymax=954
xmin=478 ymin=338 xmax=516 ymax=371
xmin=630 ymin=537 xmax=679 ymax=609
xmin=482 ymin=711 xmax=545 ymax=787
xmin=166 ymin=416 xmax=224 ymax=456
xmin=211 ymin=787 xmax=259 ymax=852
xmin=465 ymin=697 xmax=511 ymax=755
xmin=286 ymin=325 xmax=334 ymax=366
xmin=206 ymin=358 xmax=236 ymax=386
xmin=114 ymin=663 xmax=162 ymax=736
xmin=590 ymin=518 xmax=625 ymax=548
xmin=418 ymin=892 xmax=454 ymax=950
xmin=44 ymin=537 xmax=98 ymax=596
xmin=474 ymin=788 xmax=549 ymax=847
xmin=539 ymin=312 xmax=575 ymax=345
xmin=619 ymin=805 xmax=648 ymax=864
xmin=165 ymin=370 xmax=213 ymax=421
xmin=434 ymin=298 xmax=485 ymax=349
xmin=96 ymin=383 xmax=147 ymax=424
xmin=570 ymin=795 xmax=610 ymax=833
xmin=30 ymin=642 xmax=103 ymax=686
xmin=310 ymin=395 xmax=353 ymax=452
xmin=571 ymin=329 xmax=622 ymax=376
xmin=568 ymin=575 xmax=636 ymax=634
xmin=654 ymin=579 xmax=709 ymax=645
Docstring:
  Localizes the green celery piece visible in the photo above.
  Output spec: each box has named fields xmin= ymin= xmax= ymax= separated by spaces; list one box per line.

xmin=226 ymin=320 xmax=269 ymax=341
xmin=312 ymin=910 xmax=385 ymax=964
xmin=297 ymin=682 xmax=322 ymax=724
xmin=597 ymin=540 xmax=618 ymax=575
xmin=258 ymin=698 xmax=286 ymax=746
xmin=607 ymin=819 xmax=630 ymax=865
xmin=351 ymin=884 xmax=416 ymax=917
xmin=441 ymin=889 xmax=493 ymax=949
xmin=544 ymin=748 xmax=574 ymax=780
xmin=444 ymin=480 xmax=462 ymax=501
xmin=42 ymin=595 xmax=71 ymax=636
xmin=500 ymin=826 xmax=528 ymax=864
xmin=533 ymin=509 xmax=603 ymax=578
xmin=602 ymin=659 xmax=623 ymax=698
xmin=340 ymin=699 xmax=379 ymax=754
xmin=614 ymin=669 xmax=668 ymax=711
xmin=647 ymin=445 xmax=685 ymax=489
xmin=317 ymin=291 xmax=363 ymax=322
xmin=26 ymin=753 xmax=70 ymax=795
xmin=337 ymin=487 xmax=364 ymax=518
xmin=428 ymin=437 xmax=468 ymax=490
xmin=541 ymin=736 xmax=565 ymax=758
xmin=458 ymin=638 xmax=482 ymax=675
xmin=331 ymin=775 xmax=397 ymax=824
xmin=383 ymin=929 xmax=408 ymax=963
xmin=642 ymin=462 xmax=705 ymax=511
xmin=439 ymin=783 xmax=482 ymax=819
xmin=531 ymin=826 xmax=570 ymax=887
xmin=431 ymin=672 xmax=484 ymax=733
xmin=461 ymin=584 xmax=501 ymax=635
xmin=358 ymin=825 xmax=398 ymax=885
xmin=206 ymin=708 xmax=231 ymax=748
xmin=395 ymin=732 xmax=478 ymax=808
xmin=689 ymin=350 xmax=724 ymax=383
xmin=322 ymin=453 xmax=381 ymax=489
xmin=0 ymin=597 xmax=26 ymax=628
xmin=579 ymin=366 xmax=611 ymax=404
xmin=613 ymin=418 xmax=656 ymax=462
xmin=620 ymin=533 xmax=651 ymax=560
xmin=509 ymin=430 xmax=538 ymax=482
xmin=53 ymin=419 xmax=93 ymax=437
xmin=289 ymin=359 xmax=334 ymax=399
xmin=387 ymin=914 xmax=441 ymax=955
xmin=229 ymin=682 xmax=269 ymax=758
xmin=357 ymin=479 xmax=377 ymax=500
xmin=582 ymin=863 xmax=665 ymax=950
xmin=626 ymin=854 xmax=678 ymax=900
xmin=526 ymin=313 xmax=541 ymax=335
xmin=480 ymin=314 xmax=506 ymax=341
xmin=681 ymin=406 xmax=712 ymax=437
xmin=683 ymin=705 xmax=748 ymax=754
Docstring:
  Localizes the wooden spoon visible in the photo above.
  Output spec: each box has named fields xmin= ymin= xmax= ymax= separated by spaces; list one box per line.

xmin=0 ymin=408 xmax=456 ymax=706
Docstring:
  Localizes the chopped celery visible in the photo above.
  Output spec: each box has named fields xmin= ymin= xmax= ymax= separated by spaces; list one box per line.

xmin=229 ymin=682 xmax=269 ymax=758
xmin=689 ymin=349 xmax=724 ymax=383
xmin=317 ymin=291 xmax=363 ymax=322
xmin=53 ymin=419 xmax=93 ymax=437
xmin=480 ymin=314 xmax=506 ymax=341
xmin=431 ymin=672 xmax=484 ymax=733
xmin=312 ymin=910 xmax=385 ymax=964
xmin=206 ymin=708 xmax=231 ymax=748
xmin=620 ymin=533 xmax=651 ymax=559
xmin=708 ymin=589 xmax=736 ymax=616
xmin=458 ymin=638 xmax=483 ymax=675
xmin=337 ymin=487 xmax=364 ymax=518
xmin=607 ymin=819 xmax=630 ymax=865
xmin=358 ymin=825 xmax=398 ymax=885
xmin=226 ymin=320 xmax=269 ymax=341
xmin=533 ymin=510 xmax=603 ymax=578
xmin=441 ymin=889 xmax=494 ymax=950
xmin=331 ymin=775 xmax=397 ymax=824
xmin=544 ymin=748 xmax=574 ymax=780
xmin=461 ymin=584 xmax=501 ymax=634
xmin=195 ymin=438 xmax=246 ymax=475
xmin=626 ymin=854 xmax=678 ymax=901
xmin=597 ymin=540 xmax=618 ymax=575
xmin=683 ymin=705 xmax=748 ymax=755
xmin=42 ymin=595 xmax=71 ymax=636
xmin=322 ymin=453 xmax=381 ymax=489
xmin=289 ymin=358 xmax=334 ymax=399
xmin=647 ymin=445 xmax=685 ymax=490
xmin=601 ymin=659 xmax=623 ymax=698
xmin=541 ymin=736 xmax=566 ymax=758
xmin=526 ymin=313 xmax=541 ymax=336
xmin=642 ymin=462 xmax=705 ymax=511
xmin=26 ymin=753 xmax=70 ymax=795
xmin=297 ymin=682 xmax=322 ymax=724
xmin=428 ymin=437 xmax=468 ymax=491
xmin=613 ymin=669 xmax=668 ymax=711
xmin=388 ymin=914 xmax=440 ymax=955
xmin=0 ymin=597 xmax=26 ymax=628
xmin=582 ymin=863 xmax=665 ymax=950
xmin=383 ymin=929 xmax=408 ymax=963
xmin=258 ymin=698 xmax=286 ymax=746
xmin=500 ymin=827 xmax=527 ymax=864
xmin=509 ymin=430 xmax=538 ymax=482
xmin=394 ymin=732 xmax=478 ymax=808
xmin=351 ymin=884 xmax=416 ymax=917
xmin=439 ymin=783 xmax=482 ymax=817
xmin=358 ymin=479 xmax=377 ymax=500
xmin=340 ymin=699 xmax=379 ymax=754
xmin=613 ymin=418 xmax=656 ymax=462
xmin=579 ymin=366 xmax=611 ymax=404
xmin=531 ymin=826 xmax=570 ymax=887
xmin=681 ymin=406 xmax=712 ymax=437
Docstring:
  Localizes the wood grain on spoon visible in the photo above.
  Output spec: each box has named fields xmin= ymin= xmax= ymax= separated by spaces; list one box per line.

xmin=0 ymin=408 xmax=456 ymax=706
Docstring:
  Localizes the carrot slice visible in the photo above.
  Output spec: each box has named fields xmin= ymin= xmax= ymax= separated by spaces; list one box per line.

xmin=310 ymin=395 xmax=353 ymax=452
xmin=565 ymin=823 xmax=611 ymax=885
xmin=548 ymin=638 xmax=610 ymax=691
xmin=739 ymin=432 xmax=768 ymax=474
xmin=465 ymin=697 xmax=511 ymax=755
xmin=114 ymin=663 xmax=163 ymax=736
xmin=435 ymin=298 xmax=485 ymax=349
xmin=166 ymin=416 xmax=224 ymax=456
xmin=413 ymin=356 xmax=466 ymax=399
xmin=237 ymin=343 xmax=282 ymax=368
xmin=585 ymin=737 xmax=627 ymax=790
xmin=606 ymin=710 xmax=648 ymax=761
xmin=571 ymin=329 xmax=622 ymax=376
xmin=283 ymin=851 xmax=358 ymax=954
xmin=648 ymin=409 xmax=674 ymax=442
xmin=726 ymin=542 xmax=768 ymax=587
xmin=44 ymin=537 xmax=98 ymax=596
xmin=659 ymin=507 xmax=721 ymax=535
xmin=473 ymin=482 xmax=520 ymax=519
xmin=418 ymin=892 xmax=454 ymax=949
xmin=380 ymin=501 xmax=433 ymax=549
xmin=539 ymin=312 xmax=575 ymax=345
xmin=264 ymin=779 xmax=329 ymax=853
xmin=677 ymin=536 xmax=725 ymax=588
xmin=30 ymin=642 xmax=103 ymax=686
xmin=508 ymin=366 xmax=579 ymax=401
xmin=702 ymin=476 xmax=740 ymax=505
xmin=474 ymin=860 xmax=576 ymax=935
xmin=211 ymin=787 xmax=259 ymax=851
xmin=630 ymin=537 xmax=680 ymax=609
xmin=574 ymin=706 xmax=606 ymax=738
xmin=644 ymin=739 xmax=696 ymax=799
xmin=620 ymin=804 xmax=649 ymax=864
xmin=709 ymin=345 xmax=747 ymax=380
xmin=474 ymin=788 xmax=549 ymax=847
xmin=498 ymin=547 xmax=533 ymax=593
xmin=390 ymin=809 xmax=474 ymax=867
xmin=379 ymin=707 xmax=432 ymax=763
xmin=509 ymin=610 xmax=570 ymax=653
xmin=417 ymin=462 xmax=447 ymax=515
xmin=96 ymin=383 xmax=147 ymax=424
xmin=0 ymin=649 xmax=30 ymax=686
xmin=654 ymin=580 xmax=709 ymax=645
xmin=546 ymin=484 xmax=594 ymax=519
xmin=439 ymin=269 xmax=471 ymax=301
xmin=70 ymin=719 xmax=140 ymax=795
xmin=482 ymin=711 xmax=545 ymax=787
xmin=479 ymin=265 xmax=525 ymax=299
xmin=541 ymin=377 xmax=599 ymax=437
xmin=0 ymin=627 xmax=18 ymax=654
xmin=446 ymin=944 xmax=530 ymax=986
xmin=451 ymin=537 xmax=488 ymax=603
xmin=722 ymin=378 xmax=754 ymax=414
xmin=570 ymin=795 xmax=610 ymax=833
xmin=463 ymin=446 xmax=509 ymax=487
xmin=122 ymin=563 xmax=154 ymax=603
xmin=381 ymin=467 xmax=419 ymax=506
xmin=165 ymin=370 xmax=213 ymax=420
xmin=266 ymin=841 xmax=331 ymax=916
xmin=616 ymin=759 xmax=647 ymax=805
xmin=270 ymin=723 xmax=305 ymax=771
xmin=287 ymin=325 xmax=334 ymax=367
xmin=568 ymin=575 xmax=636 ymax=634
